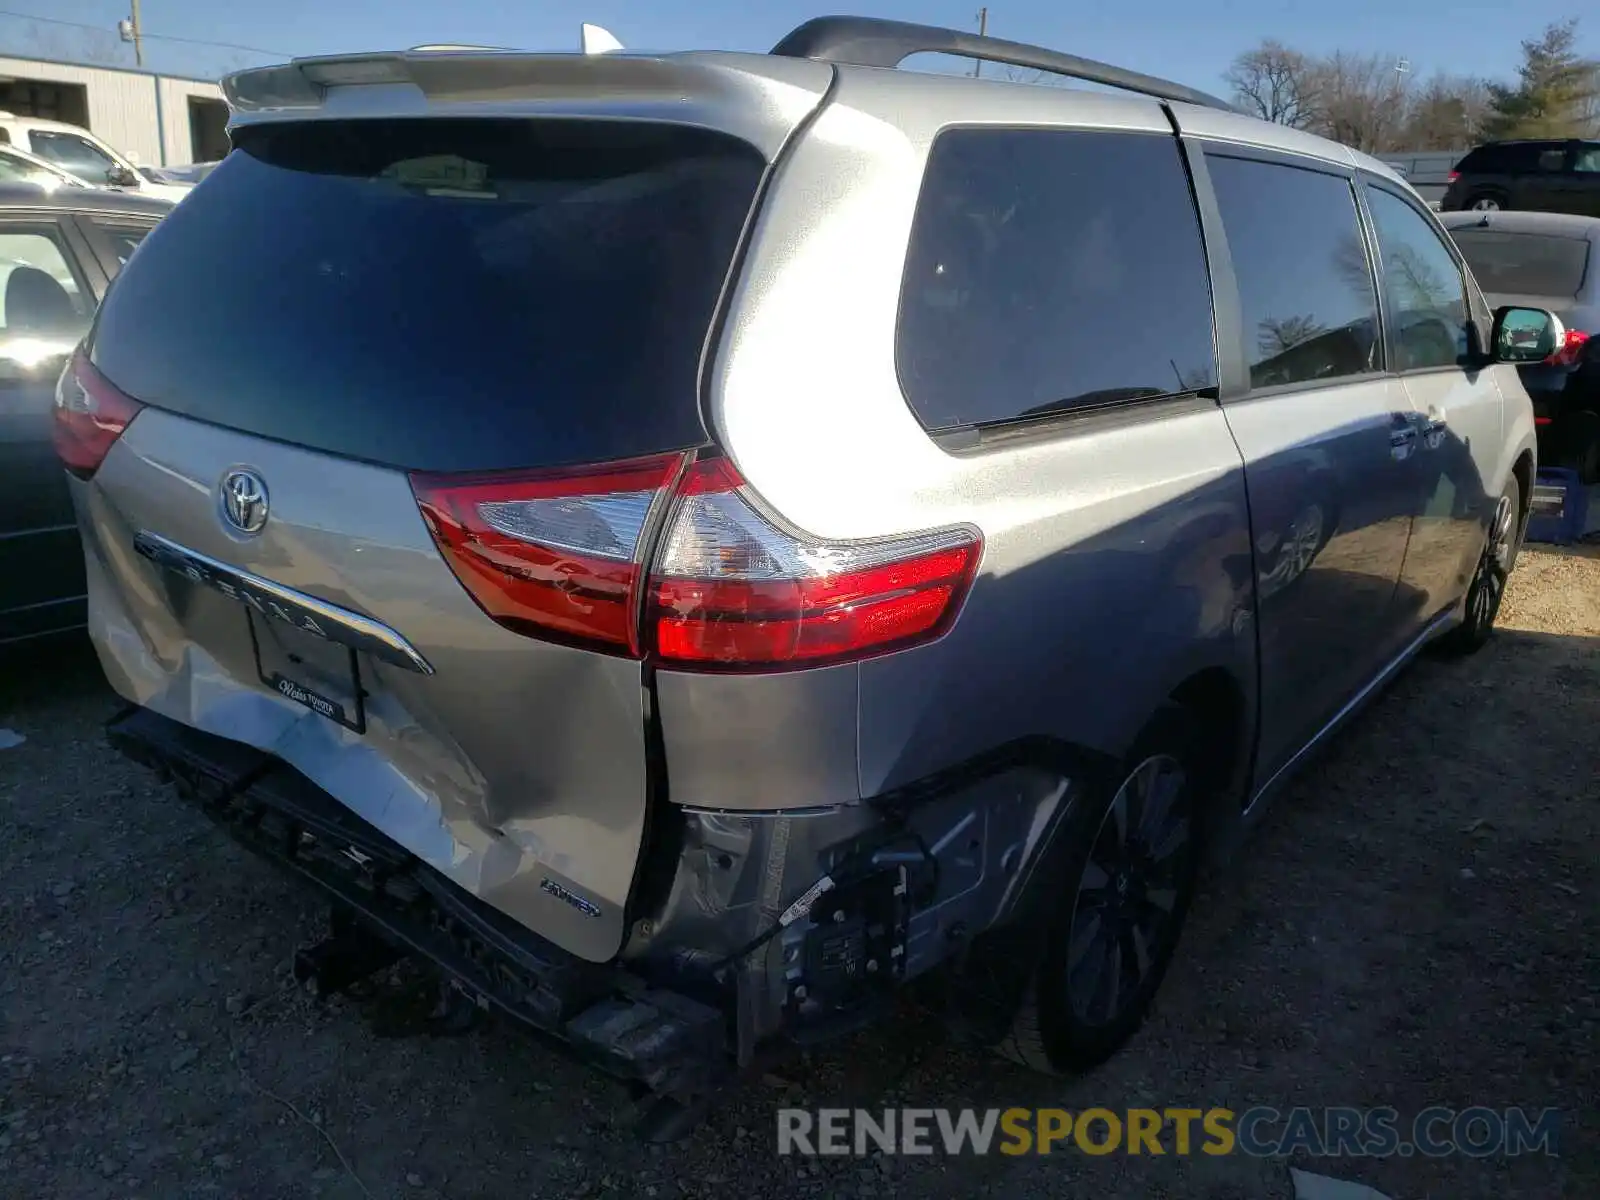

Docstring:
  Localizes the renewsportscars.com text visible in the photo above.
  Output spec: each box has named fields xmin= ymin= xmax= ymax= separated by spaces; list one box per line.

xmin=777 ymin=1106 xmax=1561 ymax=1158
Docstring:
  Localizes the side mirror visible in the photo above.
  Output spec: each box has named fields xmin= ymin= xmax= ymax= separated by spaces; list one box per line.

xmin=106 ymin=164 xmax=140 ymax=188
xmin=1490 ymin=306 xmax=1565 ymax=364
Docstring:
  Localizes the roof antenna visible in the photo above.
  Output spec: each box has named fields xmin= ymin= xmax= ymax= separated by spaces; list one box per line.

xmin=581 ymin=23 xmax=624 ymax=55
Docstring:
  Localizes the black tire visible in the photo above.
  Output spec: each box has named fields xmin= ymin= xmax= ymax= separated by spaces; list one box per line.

xmin=1437 ymin=473 xmax=1522 ymax=657
xmin=1465 ymin=191 xmax=1508 ymax=212
xmin=997 ymin=705 xmax=1204 ymax=1075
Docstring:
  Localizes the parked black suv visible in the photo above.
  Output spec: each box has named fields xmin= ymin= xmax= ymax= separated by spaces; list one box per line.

xmin=1440 ymin=139 xmax=1600 ymax=215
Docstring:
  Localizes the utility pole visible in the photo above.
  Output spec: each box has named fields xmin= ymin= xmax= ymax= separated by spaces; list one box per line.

xmin=118 ymin=0 xmax=145 ymax=68
xmin=972 ymin=7 xmax=987 ymax=77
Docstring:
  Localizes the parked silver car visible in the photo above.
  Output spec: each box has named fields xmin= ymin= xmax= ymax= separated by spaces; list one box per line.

xmin=0 ymin=143 xmax=88 ymax=192
xmin=0 ymin=184 xmax=168 ymax=646
xmin=1441 ymin=210 xmax=1600 ymax=480
xmin=61 ymin=16 xmax=1549 ymax=1133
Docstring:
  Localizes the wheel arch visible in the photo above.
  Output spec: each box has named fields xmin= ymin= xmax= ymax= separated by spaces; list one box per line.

xmin=1511 ymin=446 xmax=1534 ymax=534
xmin=993 ymin=661 xmax=1254 ymax=932
xmin=1165 ymin=666 xmax=1254 ymax=864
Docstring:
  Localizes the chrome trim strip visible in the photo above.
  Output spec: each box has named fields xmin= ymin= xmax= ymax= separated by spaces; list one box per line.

xmin=1247 ymin=608 xmax=1455 ymax=811
xmin=132 ymin=531 xmax=435 ymax=675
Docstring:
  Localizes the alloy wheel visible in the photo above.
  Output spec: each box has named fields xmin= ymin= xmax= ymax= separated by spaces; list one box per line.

xmin=1278 ymin=503 xmax=1324 ymax=587
xmin=1469 ymin=196 xmax=1502 ymax=212
xmin=1471 ymin=494 xmax=1516 ymax=630
xmin=1064 ymin=754 xmax=1192 ymax=1026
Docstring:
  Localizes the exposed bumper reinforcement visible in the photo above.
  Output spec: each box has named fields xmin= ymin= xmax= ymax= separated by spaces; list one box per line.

xmin=106 ymin=706 xmax=729 ymax=1103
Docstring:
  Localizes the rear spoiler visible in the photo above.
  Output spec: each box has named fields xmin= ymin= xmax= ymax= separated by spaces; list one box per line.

xmin=220 ymin=45 xmax=832 ymax=160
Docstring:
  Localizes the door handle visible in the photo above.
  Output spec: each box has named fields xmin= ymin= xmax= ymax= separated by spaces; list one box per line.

xmin=1420 ymin=411 xmax=1448 ymax=449
xmin=1390 ymin=424 xmax=1417 ymax=460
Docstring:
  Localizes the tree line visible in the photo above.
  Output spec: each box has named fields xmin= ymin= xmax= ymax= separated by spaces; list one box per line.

xmin=1225 ymin=18 xmax=1599 ymax=153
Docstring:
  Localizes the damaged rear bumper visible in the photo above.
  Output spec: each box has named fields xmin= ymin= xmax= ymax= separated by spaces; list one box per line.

xmin=107 ymin=704 xmax=1081 ymax=1107
xmin=106 ymin=705 xmax=729 ymax=1103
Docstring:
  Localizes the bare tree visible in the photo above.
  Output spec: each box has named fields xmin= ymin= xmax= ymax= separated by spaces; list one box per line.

xmin=1308 ymin=52 xmax=1414 ymax=153
xmin=1581 ymin=63 xmax=1600 ymax=135
xmin=1385 ymin=243 xmax=1449 ymax=312
xmin=1225 ymin=41 xmax=1317 ymax=127
xmin=1399 ymin=73 xmax=1493 ymax=149
xmin=1258 ymin=315 xmax=1326 ymax=357
xmin=1334 ymin=231 xmax=1378 ymax=302
xmin=1225 ymin=24 xmax=1592 ymax=153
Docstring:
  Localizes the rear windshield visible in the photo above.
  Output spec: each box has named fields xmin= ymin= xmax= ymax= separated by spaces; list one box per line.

xmin=1449 ymin=229 xmax=1590 ymax=298
xmin=89 ymin=119 xmax=765 ymax=473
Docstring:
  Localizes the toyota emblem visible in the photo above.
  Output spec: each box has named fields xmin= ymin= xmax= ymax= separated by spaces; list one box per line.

xmin=219 ymin=469 xmax=270 ymax=535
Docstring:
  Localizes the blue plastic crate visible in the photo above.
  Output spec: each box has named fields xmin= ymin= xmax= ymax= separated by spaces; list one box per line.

xmin=1526 ymin=468 xmax=1589 ymax=545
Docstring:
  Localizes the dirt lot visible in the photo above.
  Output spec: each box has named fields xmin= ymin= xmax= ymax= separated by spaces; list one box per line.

xmin=2 ymin=548 xmax=1597 ymax=1200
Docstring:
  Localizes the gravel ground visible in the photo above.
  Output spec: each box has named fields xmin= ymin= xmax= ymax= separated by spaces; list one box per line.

xmin=2 ymin=547 xmax=1596 ymax=1200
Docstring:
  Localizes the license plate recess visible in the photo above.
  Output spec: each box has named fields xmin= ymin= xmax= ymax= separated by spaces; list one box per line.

xmin=246 ymin=608 xmax=368 ymax=734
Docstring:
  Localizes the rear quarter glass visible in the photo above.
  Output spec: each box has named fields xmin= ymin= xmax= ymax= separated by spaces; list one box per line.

xmin=86 ymin=118 xmax=766 ymax=473
xmin=894 ymin=127 xmax=1216 ymax=430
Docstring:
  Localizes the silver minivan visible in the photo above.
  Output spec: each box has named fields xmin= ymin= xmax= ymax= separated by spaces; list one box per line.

xmin=59 ymin=16 xmax=1551 ymax=1133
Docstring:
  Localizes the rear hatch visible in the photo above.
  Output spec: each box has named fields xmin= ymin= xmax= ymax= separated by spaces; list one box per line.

xmin=69 ymin=111 xmax=773 ymax=962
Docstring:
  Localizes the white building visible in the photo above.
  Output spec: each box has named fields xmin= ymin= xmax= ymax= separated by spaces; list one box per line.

xmin=0 ymin=53 xmax=229 ymax=168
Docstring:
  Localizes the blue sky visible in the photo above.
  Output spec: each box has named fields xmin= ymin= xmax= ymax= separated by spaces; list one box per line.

xmin=12 ymin=0 xmax=1599 ymax=93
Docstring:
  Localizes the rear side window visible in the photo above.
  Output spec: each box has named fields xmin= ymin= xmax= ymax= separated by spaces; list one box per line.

xmin=89 ymin=119 xmax=765 ymax=473
xmin=1449 ymin=229 xmax=1590 ymax=298
xmin=0 ymin=227 xmax=90 ymax=335
xmin=1456 ymin=143 xmax=1555 ymax=174
xmin=1365 ymin=188 xmax=1471 ymax=372
xmin=1206 ymin=154 xmax=1381 ymax=390
xmin=0 ymin=225 xmax=91 ymax=383
xmin=896 ymin=128 xmax=1216 ymax=430
xmin=86 ymin=219 xmax=155 ymax=270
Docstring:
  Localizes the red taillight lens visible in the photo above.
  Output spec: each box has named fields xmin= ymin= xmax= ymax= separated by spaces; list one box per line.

xmin=647 ymin=458 xmax=981 ymax=670
xmin=1546 ymin=328 xmax=1590 ymax=367
xmin=413 ymin=453 xmax=983 ymax=668
xmin=1447 ymin=170 xmax=1460 ymax=183
xmin=409 ymin=453 xmax=685 ymax=655
xmin=52 ymin=351 xmax=144 ymax=480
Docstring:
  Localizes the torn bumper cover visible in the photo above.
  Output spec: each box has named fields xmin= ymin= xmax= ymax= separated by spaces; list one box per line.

xmin=105 ymin=705 xmax=727 ymax=1102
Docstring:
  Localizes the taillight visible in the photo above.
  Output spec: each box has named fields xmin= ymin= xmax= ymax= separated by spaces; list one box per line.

xmin=1446 ymin=170 xmax=1460 ymax=183
xmin=412 ymin=453 xmax=983 ymax=669
xmin=1546 ymin=329 xmax=1590 ymax=367
xmin=409 ymin=453 xmax=685 ymax=655
xmin=52 ymin=350 xmax=145 ymax=480
xmin=647 ymin=458 xmax=981 ymax=671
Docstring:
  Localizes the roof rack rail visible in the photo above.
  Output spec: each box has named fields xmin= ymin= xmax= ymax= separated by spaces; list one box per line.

xmin=770 ymin=16 xmax=1236 ymax=112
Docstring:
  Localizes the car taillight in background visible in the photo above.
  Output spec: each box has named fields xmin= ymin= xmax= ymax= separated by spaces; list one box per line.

xmin=52 ymin=350 xmax=145 ymax=480
xmin=1546 ymin=329 xmax=1591 ymax=368
xmin=411 ymin=454 xmax=983 ymax=670
xmin=1446 ymin=170 xmax=1460 ymax=184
